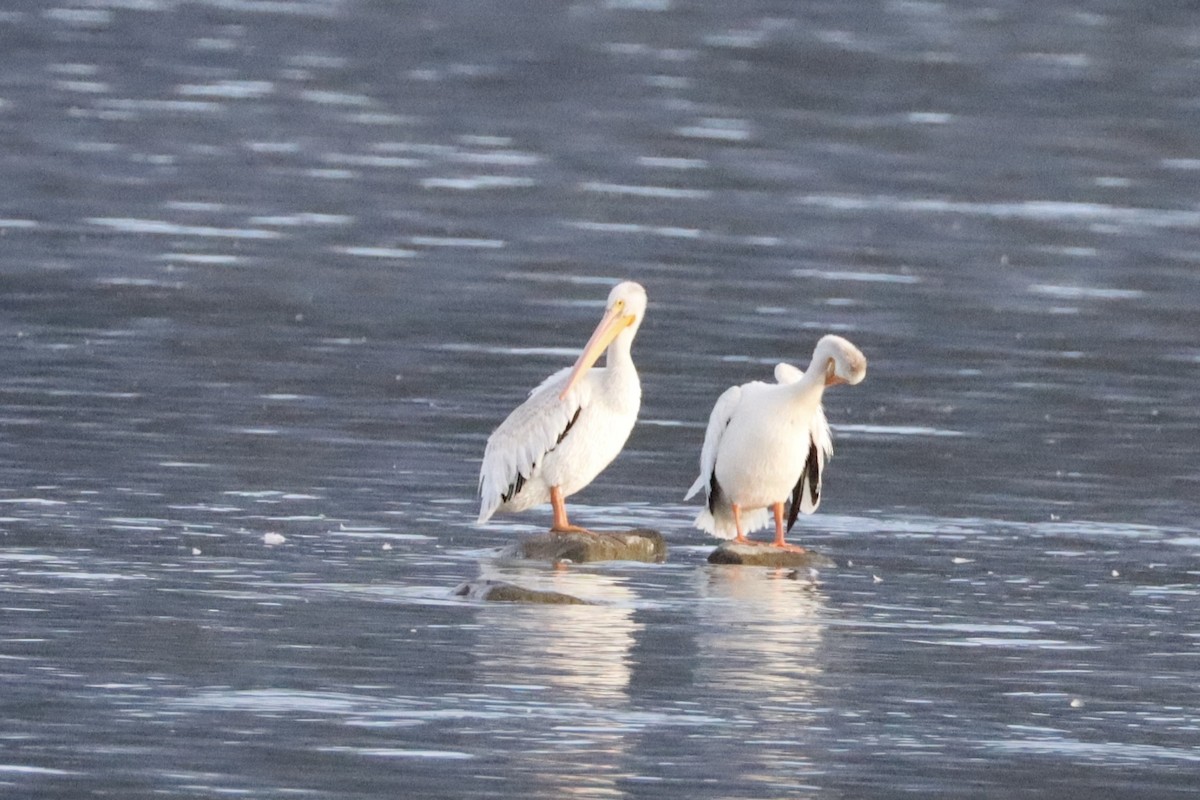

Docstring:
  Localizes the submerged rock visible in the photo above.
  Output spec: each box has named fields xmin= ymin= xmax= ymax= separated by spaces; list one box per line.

xmin=707 ymin=541 xmax=835 ymax=568
xmin=499 ymin=529 xmax=666 ymax=564
xmin=452 ymin=579 xmax=589 ymax=605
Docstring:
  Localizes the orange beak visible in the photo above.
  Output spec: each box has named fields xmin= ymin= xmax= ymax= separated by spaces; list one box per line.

xmin=559 ymin=304 xmax=635 ymax=400
xmin=824 ymin=358 xmax=847 ymax=386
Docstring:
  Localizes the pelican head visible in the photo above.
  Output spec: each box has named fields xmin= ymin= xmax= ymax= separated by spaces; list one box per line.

xmin=603 ymin=280 xmax=648 ymax=335
xmin=813 ymin=334 xmax=867 ymax=387
xmin=559 ymin=281 xmax=647 ymax=399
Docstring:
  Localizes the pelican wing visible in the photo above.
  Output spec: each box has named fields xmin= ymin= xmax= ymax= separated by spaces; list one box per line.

xmin=684 ymin=384 xmax=743 ymax=501
xmin=773 ymin=361 xmax=804 ymax=384
xmin=477 ymin=366 xmax=590 ymax=523
xmin=787 ymin=402 xmax=834 ymax=530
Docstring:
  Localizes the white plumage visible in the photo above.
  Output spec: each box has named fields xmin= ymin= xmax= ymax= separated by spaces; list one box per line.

xmin=685 ymin=334 xmax=867 ymax=548
xmin=478 ymin=281 xmax=647 ymax=532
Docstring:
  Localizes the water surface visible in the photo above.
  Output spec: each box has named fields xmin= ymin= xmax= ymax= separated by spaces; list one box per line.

xmin=1 ymin=1 xmax=1198 ymax=797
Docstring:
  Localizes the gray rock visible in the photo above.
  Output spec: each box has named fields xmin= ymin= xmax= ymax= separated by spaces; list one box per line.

xmin=498 ymin=529 xmax=666 ymax=564
xmin=707 ymin=541 xmax=835 ymax=568
xmin=452 ymin=579 xmax=589 ymax=604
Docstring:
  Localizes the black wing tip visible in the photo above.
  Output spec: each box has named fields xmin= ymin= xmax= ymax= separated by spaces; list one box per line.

xmin=786 ymin=444 xmax=823 ymax=532
xmin=787 ymin=475 xmax=802 ymax=532
xmin=806 ymin=444 xmax=821 ymax=506
xmin=707 ymin=472 xmax=724 ymax=514
xmin=500 ymin=471 xmax=527 ymax=504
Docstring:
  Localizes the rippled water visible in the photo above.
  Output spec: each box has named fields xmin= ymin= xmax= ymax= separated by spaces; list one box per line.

xmin=2 ymin=1 xmax=1199 ymax=797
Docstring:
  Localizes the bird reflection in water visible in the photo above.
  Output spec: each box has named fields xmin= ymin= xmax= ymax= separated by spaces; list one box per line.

xmin=467 ymin=563 xmax=640 ymax=796
xmin=692 ymin=568 xmax=826 ymax=788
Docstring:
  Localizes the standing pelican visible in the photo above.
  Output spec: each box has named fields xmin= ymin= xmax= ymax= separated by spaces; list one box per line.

xmin=685 ymin=334 xmax=867 ymax=550
xmin=478 ymin=281 xmax=647 ymax=533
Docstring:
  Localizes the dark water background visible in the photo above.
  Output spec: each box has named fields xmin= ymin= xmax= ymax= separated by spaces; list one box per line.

xmin=2 ymin=1 xmax=1199 ymax=797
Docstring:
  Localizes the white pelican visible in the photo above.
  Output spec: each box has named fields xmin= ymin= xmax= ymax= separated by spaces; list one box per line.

xmin=477 ymin=281 xmax=647 ymax=533
xmin=685 ymin=334 xmax=867 ymax=550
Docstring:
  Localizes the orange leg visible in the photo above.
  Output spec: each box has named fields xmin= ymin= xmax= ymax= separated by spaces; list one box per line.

xmin=550 ymin=486 xmax=591 ymax=534
xmin=731 ymin=503 xmax=750 ymax=545
xmin=771 ymin=502 xmax=806 ymax=552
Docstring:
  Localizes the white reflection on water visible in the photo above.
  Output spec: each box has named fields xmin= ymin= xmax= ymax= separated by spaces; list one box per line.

xmin=834 ymin=423 xmax=965 ymax=438
xmin=316 ymin=746 xmax=473 ymax=760
xmin=636 ymin=156 xmax=707 ymax=169
xmin=335 ymin=246 xmax=418 ymax=259
xmin=675 ymin=118 xmax=753 ymax=141
xmin=467 ymin=564 xmax=641 ymax=797
xmin=410 ymin=236 xmax=505 ymax=249
xmin=86 ymin=217 xmax=282 ymax=239
xmin=432 ymin=342 xmax=581 ymax=358
xmin=912 ymin=637 xmax=1100 ymax=650
xmin=0 ymin=765 xmax=76 ymax=776
xmin=1027 ymin=284 xmax=1145 ymax=301
xmin=690 ymin=568 xmax=825 ymax=787
xmin=471 ymin=564 xmax=640 ymax=697
xmin=420 ymin=176 xmax=538 ymax=190
xmin=795 ymin=194 xmax=1200 ymax=229
xmin=792 ymin=268 xmax=921 ymax=284
xmin=693 ymin=569 xmax=824 ymax=696
xmin=987 ymin=734 xmax=1200 ymax=764
xmin=579 ymin=181 xmax=711 ymax=200
xmin=176 ymin=80 xmax=274 ymax=99
xmin=565 ymin=220 xmax=702 ymax=239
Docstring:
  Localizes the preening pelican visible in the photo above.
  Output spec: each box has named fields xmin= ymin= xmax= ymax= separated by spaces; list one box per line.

xmin=685 ymin=334 xmax=867 ymax=550
xmin=478 ymin=281 xmax=647 ymax=533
